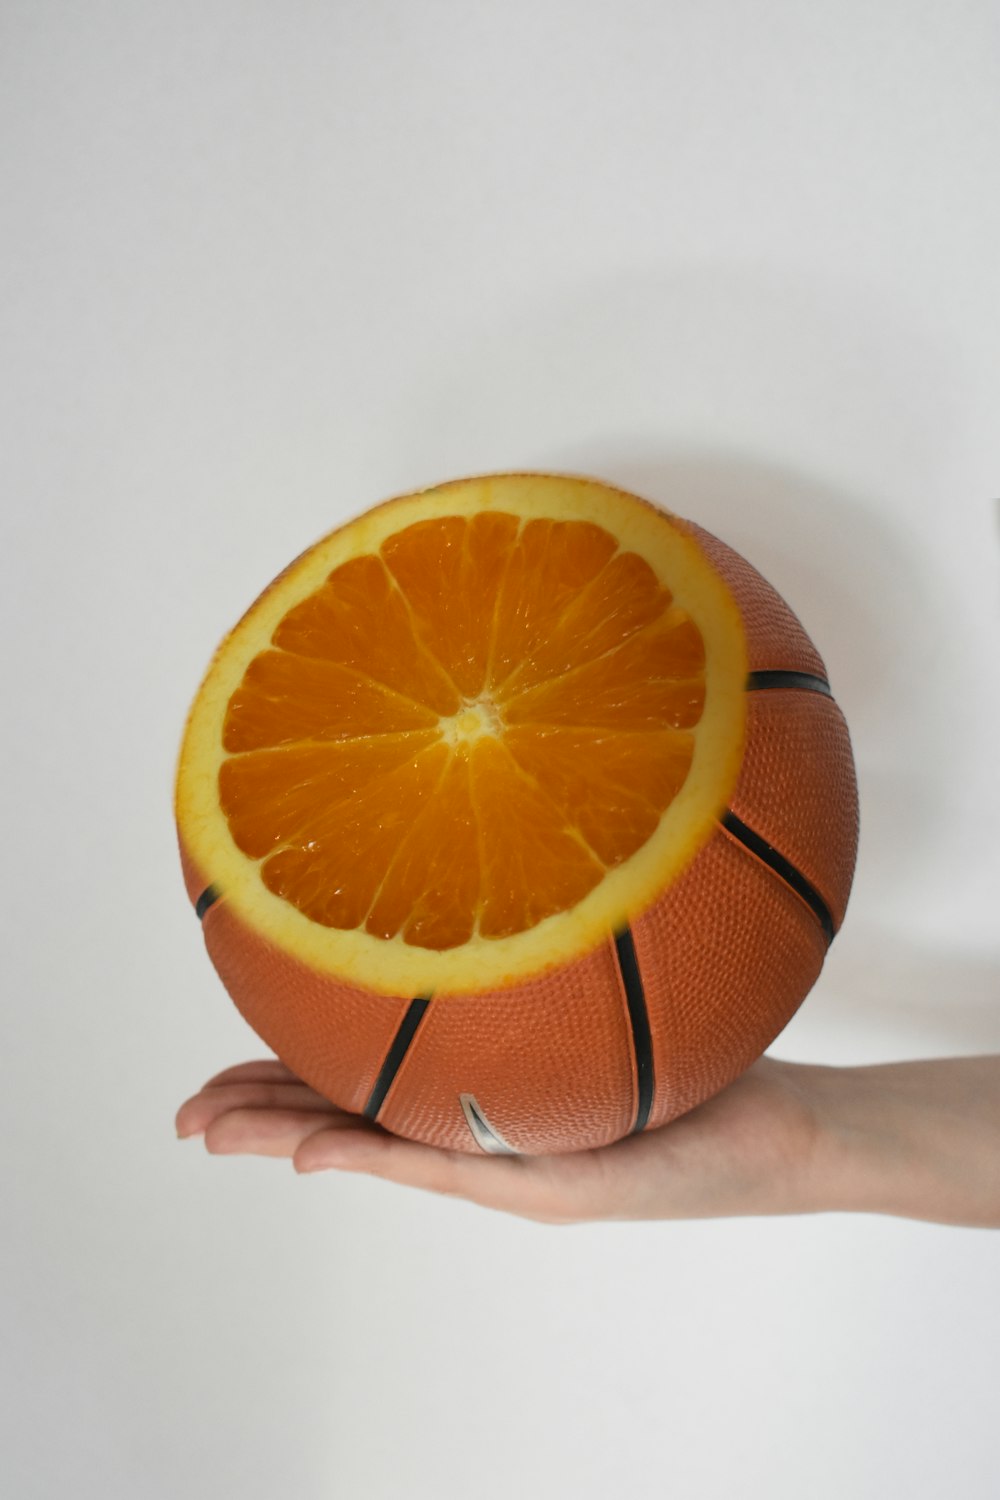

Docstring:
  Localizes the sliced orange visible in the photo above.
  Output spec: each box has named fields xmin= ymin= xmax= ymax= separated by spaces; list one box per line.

xmin=175 ymin=473 xmax=747 ymax=996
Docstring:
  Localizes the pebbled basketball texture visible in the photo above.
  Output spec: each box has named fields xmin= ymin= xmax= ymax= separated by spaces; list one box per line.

xmin=179 ymin=509 xmax=859 ymax=1155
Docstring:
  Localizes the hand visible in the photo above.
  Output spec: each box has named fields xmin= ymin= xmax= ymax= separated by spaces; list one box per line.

xmin=174 ymin=1054 xmax=829 ymax=1224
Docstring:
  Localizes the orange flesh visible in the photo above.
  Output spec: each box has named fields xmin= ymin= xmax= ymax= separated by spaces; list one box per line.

xmin=219 ymin=513 xmax=707 ymax=950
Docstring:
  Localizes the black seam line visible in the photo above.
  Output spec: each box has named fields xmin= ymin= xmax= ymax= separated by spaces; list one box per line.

xmin=746 ymin=670 xmax=832 ymax=696
xmin=363 ymin=997 xmax=432 ymax=1121
xmin=613 ymin=927 xmax=654 ymax=1134
xmin=721 ymin=810 xmax=836 ymax=945
xmin=195 ymin=885 xmax=220 ymax=921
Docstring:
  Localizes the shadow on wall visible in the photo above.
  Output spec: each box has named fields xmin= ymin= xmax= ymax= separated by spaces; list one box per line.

xmin=810 ymin=932 xmax=1000 ymax=1056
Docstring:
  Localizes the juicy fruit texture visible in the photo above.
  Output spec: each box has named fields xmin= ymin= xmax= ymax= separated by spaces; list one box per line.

xmin=218 ymin=513 xmax=708 ymax=951
xmin=177 ymin=474 xmax=750 ymax=998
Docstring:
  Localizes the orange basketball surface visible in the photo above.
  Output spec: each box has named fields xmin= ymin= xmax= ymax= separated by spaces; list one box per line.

xmin=175 ymin=474 xmax=859 ymax=1154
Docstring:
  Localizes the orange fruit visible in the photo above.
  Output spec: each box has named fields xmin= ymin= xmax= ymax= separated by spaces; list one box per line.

xmin=176 ymin=473 xmax=858 ymax=1154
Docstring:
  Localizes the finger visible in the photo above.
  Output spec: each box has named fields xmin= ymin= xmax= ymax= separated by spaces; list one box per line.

xmin=203 ymin=1107 xmax=369 ymax=1159
xmin=200 ymin=1059 xmax=300 ymax=1089
xmin=176 ymin=1080 xmax=341 ymax=1138
xmin=292 ymin=1126 xmax=577 ymax=1223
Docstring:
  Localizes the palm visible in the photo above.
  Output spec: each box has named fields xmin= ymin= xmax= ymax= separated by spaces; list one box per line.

xmin=175 ymin=1053 xmax=823 ymax=1223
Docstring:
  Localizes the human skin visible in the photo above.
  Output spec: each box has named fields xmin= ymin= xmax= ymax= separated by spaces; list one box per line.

xmin=174 ymin=1053 xmax=1000 ymax=1229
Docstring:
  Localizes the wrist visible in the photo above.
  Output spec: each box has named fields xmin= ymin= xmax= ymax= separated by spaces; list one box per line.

xmin=798 ymin=1063 xmax=896 ymax=1217
xmin=797 ymin=1056 xmax=1000 ymax=1227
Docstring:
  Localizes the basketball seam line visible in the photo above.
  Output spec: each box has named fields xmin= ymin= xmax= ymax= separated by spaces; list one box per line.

xmin=195 ymin=885 xmax=221 ymax=920
xmin=614 ymin=927 xmax=655 ymax=1133
xmin=746 ymin=670 xmax=832 ymax=696
xmin=363 ymin=997 xmax=432 ymax=1120
xmin=720 ymin=810 xmax=836 ymax=944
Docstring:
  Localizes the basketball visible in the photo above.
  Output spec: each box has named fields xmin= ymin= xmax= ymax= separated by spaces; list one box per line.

xmin=175 ymin=473 xmax=859 ymax=1155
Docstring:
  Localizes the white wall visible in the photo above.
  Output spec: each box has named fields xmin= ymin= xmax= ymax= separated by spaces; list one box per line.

xmin=3 ymin=3 xmax=998 ymax=1496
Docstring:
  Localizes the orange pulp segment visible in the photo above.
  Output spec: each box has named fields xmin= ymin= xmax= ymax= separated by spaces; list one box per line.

xmin=176 ymin=474 xmax=747 ymax=995
xmin=220 ymin=512 xmax=708 ymax=949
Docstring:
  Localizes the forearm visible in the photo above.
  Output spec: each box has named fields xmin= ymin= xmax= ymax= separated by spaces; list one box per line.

xmin=804 ymin=1055 xmax=1000 ymax=1228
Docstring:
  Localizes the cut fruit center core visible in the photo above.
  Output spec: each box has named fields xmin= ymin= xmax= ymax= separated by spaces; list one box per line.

xmin=440 ymin=698 xmax=504 ymax=748
xmin=217 ymin=510 xmax=711 ymax=951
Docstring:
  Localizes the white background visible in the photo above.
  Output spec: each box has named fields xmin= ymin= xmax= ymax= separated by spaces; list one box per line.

xmin=3 ymin=2 xmax=999 ymax=1497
